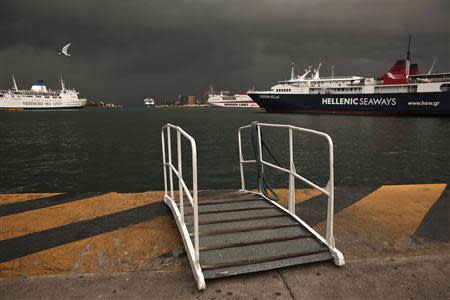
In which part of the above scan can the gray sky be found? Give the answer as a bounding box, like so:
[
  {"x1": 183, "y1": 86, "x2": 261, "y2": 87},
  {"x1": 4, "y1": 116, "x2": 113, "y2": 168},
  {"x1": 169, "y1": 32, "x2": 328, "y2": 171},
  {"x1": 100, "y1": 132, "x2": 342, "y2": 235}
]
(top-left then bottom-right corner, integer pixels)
[{"x1": 1, "y1": 0, "x2": 449, "y2": 105}]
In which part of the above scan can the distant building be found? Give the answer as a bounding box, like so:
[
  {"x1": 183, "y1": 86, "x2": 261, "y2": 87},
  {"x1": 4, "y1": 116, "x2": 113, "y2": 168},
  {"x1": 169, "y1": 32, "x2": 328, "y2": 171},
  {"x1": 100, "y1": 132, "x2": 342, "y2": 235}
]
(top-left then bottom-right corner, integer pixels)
[
  {"x1": 177, "y1": 95, "x2": 198, "y2": 105},
  {"x1": 187, "y1": 95, "x2": 197, "y2": 105},
  {"x1": 202, "y1": 85, "x2": 215, "y2": 104}
]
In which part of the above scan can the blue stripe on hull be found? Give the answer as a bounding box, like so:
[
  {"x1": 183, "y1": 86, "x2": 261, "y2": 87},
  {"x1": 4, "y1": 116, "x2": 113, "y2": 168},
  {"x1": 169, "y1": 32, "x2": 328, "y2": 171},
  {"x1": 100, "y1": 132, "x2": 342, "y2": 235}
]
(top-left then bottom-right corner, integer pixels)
[
  {"x1": 248, "y1": 92, "x2": 450, "y2": 116},
  {"x1": 22, "y1": 106, "x2": 85, "y2": 111}
]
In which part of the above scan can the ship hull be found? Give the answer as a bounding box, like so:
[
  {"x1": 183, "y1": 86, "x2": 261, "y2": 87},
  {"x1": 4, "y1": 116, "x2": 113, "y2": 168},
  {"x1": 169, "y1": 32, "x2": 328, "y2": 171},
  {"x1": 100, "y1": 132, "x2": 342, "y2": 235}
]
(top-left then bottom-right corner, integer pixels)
[
  {"x1": 208, "y1": 101, "x2": 259, "y2": 108},
  {"x1": 0, "y1": 99, "x2": 87, "y2": 110},
  {"x1": 207, "y1": 94, "x2": 260, "y2": 108},
  {"x1": 248, "y1": 92, "x2": 450, "y2": 116}
]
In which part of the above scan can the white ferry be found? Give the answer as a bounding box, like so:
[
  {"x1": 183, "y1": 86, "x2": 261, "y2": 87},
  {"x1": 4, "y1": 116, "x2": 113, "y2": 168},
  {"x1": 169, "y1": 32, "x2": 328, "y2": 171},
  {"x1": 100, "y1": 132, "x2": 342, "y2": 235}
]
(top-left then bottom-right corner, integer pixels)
[
  {"x1": 0, "y1": 76, "x2": 87, "y2": 110},
  {"x1": 144, "y1": 97, "x2": 155, "y2": 107},
  {"x1": 207, "y1": 92, "x2": 259, "y2": 108}
]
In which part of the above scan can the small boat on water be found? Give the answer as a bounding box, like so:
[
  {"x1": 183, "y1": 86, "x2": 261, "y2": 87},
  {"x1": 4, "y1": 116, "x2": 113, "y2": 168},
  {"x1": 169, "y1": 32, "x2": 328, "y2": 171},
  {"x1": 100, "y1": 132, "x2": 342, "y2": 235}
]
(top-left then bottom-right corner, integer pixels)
[
  {"x1": 208, "y1": 91, "x2": 259, "y2": 108},
  {"x1": 144, "y1": 97, "x2": 155, "y2": 107},
  {"x1": 0, "y1": 76, "x2": 86, "y2": 110}
]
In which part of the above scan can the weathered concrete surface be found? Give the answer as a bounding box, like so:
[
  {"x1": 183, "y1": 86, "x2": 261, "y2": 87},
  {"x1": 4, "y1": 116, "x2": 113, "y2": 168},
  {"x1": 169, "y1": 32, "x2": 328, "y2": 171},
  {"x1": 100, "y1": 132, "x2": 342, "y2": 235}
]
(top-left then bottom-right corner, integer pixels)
[
  {"x1": 1, "y1": 184, "x2": 449, "y2": 298},
  {"x1": 279, "y1": 254, "x2": 450, "y2": 300},
  {"x1": 1, "y1": 254, "x2": 448, "y2": 300},
  {"x1": 0, "y1": 189, "x2": 322, "y2": 277}
]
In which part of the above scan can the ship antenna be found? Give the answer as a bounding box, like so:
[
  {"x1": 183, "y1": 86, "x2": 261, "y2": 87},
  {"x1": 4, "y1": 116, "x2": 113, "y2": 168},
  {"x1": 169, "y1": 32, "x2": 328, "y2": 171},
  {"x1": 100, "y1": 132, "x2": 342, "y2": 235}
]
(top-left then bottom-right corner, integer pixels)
[
  {"x1": 290, "y1": 62, "x2": 295, "y2": 80},
  {"x1": 60, "y1": 75, "x2": 66, "y2": 91},
  {"x1": 427, "y1": 58, "x2": 437, "y2": 75},
  {"x1": 405, "y1": 34, "x2": 411, "y2": 78},
  {"x1": 406, "y1": 34, "x2": 411, "y2": 61},
  {"x1": 12, "y1": 74, "x2": 18, "y2": 91}
]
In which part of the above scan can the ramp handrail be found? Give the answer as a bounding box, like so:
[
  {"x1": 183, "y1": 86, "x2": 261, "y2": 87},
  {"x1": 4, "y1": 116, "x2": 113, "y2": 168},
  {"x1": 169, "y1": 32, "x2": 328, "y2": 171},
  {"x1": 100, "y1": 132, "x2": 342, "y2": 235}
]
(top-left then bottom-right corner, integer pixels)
[
  {"x1": 161, "y1": 123, "x2": 204, "y2": 289},
  {"x1": 238, "y1": 122, "x2": 337, "y2": 249}
]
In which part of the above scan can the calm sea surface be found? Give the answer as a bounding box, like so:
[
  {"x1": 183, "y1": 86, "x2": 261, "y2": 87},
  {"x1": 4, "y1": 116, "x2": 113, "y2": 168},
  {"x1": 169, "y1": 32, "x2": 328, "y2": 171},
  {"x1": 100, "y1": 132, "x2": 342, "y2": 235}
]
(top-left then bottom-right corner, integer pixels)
[{"x1": 1, "y1": 107, "x2": 449, "y2": 193}]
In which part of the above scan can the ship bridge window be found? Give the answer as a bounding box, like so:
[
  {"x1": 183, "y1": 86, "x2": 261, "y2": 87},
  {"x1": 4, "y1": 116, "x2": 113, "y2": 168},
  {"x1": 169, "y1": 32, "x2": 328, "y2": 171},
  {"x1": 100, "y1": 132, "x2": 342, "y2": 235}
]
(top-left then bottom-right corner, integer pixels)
[{"x1": 440, "y1": 84, "x2": 450, "y2": 92}]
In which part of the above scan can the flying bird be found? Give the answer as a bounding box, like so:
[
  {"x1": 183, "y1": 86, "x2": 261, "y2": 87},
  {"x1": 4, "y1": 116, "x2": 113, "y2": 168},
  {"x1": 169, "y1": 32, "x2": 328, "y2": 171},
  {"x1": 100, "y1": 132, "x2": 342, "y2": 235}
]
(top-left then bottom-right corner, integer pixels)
[{"x1": 58, "y1": 43, "x2": 72, "y2": 56}]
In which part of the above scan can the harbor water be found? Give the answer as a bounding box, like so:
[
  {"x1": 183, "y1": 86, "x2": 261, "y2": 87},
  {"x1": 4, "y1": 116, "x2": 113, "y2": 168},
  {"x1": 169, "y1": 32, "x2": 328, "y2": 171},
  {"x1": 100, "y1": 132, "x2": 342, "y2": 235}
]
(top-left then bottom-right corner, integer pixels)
[{"x1": 1, "y1": 107, "x2": 449, "y2": 193}]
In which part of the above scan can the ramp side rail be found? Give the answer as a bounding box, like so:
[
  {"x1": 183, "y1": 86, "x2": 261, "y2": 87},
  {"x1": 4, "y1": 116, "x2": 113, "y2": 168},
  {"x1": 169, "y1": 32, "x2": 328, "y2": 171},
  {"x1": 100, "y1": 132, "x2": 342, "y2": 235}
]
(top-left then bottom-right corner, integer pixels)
[
  {"x1": 161, "y1": 123, "x2": 205, "y2": 289},
  {"x1": 238, "y1": 122, "x2": 344, "y2": 265}
]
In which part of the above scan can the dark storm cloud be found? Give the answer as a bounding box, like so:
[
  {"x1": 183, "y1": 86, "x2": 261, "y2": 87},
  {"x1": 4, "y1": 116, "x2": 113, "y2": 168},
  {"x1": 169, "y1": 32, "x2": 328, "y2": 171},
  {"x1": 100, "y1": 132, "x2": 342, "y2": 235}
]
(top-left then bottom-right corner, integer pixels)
[{"x1": 1, "y1": 0, "x2": 449, "y2": 104}]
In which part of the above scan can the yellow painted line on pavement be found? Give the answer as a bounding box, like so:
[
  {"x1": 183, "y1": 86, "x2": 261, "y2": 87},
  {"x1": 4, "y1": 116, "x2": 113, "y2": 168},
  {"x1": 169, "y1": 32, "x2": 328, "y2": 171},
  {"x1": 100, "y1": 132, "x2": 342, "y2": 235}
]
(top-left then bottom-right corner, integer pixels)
[
  {"x1": 0, "y1": 193, "x2": 60, "y2": 205},
  {"x1": 315, "y1": 184, "x2": 447, "y2": 259},
  {"x1": 0, "y1": 192, "x2": 164, "y2": 240}
]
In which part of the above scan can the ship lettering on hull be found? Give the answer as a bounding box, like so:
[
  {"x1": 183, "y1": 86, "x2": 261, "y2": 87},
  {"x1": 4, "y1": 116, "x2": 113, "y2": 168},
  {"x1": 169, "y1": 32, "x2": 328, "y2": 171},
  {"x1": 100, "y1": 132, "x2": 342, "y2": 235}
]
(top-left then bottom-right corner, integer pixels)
[{"x1": 321, "y1": 97, "x2": 397, "y2": 106}]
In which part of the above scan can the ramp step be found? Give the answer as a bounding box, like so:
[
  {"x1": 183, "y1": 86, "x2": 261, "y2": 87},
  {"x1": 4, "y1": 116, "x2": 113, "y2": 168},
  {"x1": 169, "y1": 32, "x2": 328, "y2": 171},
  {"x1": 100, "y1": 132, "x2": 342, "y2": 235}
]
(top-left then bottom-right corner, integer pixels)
[
  {"x1": 202, "y1": 251, "x2": 332, "y2": 279},
  {"x1": 197, "y1": 190, "x2": 252, "y2": 199},
  {"x1": 177, "y1": 197, "x2": 263, "y2": 206},
  {"x1": 185, "y1": 207, "x2": 284, "y2": 225},
  {"x1": 188, "y1": 216, "x2": 298, "y2": 236},
  {"x1": 200, "y1": 237, "x2": 328, "y2": 270},
  {"x1": 184, "y1": 200, "x2": 273, "y2": 215},
  {"x1": 199, "y1": 226, "x2": 311, "y2": 251}
]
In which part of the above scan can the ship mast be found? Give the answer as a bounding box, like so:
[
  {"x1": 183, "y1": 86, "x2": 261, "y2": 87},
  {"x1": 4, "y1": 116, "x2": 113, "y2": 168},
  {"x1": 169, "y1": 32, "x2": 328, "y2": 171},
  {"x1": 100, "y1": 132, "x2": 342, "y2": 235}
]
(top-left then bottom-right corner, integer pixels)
[
  {"x1": 60, "y1": 75, "x2": 66, "y2": 91},
  {"x1": 405, "y1": 34, "x2": 411, "y2": 79},
  {"x1": 12, "y1": 74, "x2": 18, "y2": 91},
  {"x1": 313, "y1": 63, "x2": 322, "y2": 80},
  {"x1": 290, "y1": 62, "x2": 296, "y2": 80}
]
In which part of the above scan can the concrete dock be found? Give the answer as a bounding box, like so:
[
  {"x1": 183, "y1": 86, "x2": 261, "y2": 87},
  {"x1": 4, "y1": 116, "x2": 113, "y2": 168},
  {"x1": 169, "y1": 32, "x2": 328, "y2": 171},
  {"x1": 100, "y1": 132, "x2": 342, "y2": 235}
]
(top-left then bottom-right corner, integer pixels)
[{"x1": 1, "y1": 184, "x2": 449, "y2": 299}]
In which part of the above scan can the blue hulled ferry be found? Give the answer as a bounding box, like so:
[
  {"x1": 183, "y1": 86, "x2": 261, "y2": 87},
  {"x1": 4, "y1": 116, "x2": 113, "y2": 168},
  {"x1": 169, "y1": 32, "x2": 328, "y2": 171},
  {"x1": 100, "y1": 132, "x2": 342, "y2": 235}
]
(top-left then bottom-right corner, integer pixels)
[{"x1": 248, "y1": 38, "x2": 449, "y2": 116}]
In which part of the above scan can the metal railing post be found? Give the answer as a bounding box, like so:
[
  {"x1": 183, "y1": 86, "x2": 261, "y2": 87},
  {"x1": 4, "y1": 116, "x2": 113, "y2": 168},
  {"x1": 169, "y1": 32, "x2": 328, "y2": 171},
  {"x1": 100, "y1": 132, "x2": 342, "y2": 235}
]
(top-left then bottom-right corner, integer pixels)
[
  {"x1": 167, "y1": 127, "x2": 174, "y2": 201},
  {"x1": 177, "y1": 131, "x2": 184, "y2": 222},
  {"x1": 238, "y1": 129, "x2": 245, "y2": 190},
  {"x1": 288, "y1": 128, "x2": 295, "y2": 213},
  {"x1": 192, "y1": 141, "x2": 199, "y2": 264},
  {"x1": 161, "y1": 130, "x2": 168, "y2": 198},
  {"x1": 326, "y1": 138, "x2": 335, "y2": 248},
  {"x1": 257, "y1": 124, "x2": 263, "y2": 194}
]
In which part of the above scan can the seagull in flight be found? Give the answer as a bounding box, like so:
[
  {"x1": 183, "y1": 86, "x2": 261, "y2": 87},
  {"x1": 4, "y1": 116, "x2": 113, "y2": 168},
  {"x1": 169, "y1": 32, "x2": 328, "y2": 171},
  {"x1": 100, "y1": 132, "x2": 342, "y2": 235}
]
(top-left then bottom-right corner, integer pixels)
[{"x1": 58, "y1": 43, "x2": 72, "y2": 56}]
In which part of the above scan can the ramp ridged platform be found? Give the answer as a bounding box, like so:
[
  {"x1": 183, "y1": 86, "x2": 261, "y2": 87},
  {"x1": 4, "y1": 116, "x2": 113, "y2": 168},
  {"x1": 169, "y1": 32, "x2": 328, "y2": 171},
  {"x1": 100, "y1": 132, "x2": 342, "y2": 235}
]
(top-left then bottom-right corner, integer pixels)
[{"x1": 176, "y1": 190, "x2": 332, "y2": 280}]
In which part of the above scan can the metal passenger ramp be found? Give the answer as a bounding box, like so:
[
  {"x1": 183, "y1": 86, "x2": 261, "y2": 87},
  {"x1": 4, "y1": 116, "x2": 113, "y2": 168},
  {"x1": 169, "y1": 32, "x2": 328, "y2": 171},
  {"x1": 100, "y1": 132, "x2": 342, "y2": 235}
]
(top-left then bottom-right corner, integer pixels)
[{"x1": 161, "y1": 122, "x2": 344, "y2": 290}]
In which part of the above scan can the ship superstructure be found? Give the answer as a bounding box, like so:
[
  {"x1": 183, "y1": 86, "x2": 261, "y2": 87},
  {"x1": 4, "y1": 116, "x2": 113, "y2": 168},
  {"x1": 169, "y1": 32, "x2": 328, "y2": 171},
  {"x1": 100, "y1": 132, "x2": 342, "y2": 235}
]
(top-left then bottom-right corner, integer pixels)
[
  {"x1": 248, "y1": 37, "x2": 449, "y2": 115},
  {"x1": 0, "y1": 76, "x2": 87, "y2": 110}
]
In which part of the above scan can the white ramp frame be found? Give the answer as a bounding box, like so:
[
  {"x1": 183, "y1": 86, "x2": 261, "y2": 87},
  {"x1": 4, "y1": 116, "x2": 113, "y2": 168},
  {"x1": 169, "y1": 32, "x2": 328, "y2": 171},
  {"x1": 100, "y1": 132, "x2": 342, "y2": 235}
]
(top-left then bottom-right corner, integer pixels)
[
  {"x1": 161, "y1": 123, "x2": 205, "y2": 290},
  {"x1": 238, "y1": 122, "x2": 345, "y2": 266}
]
